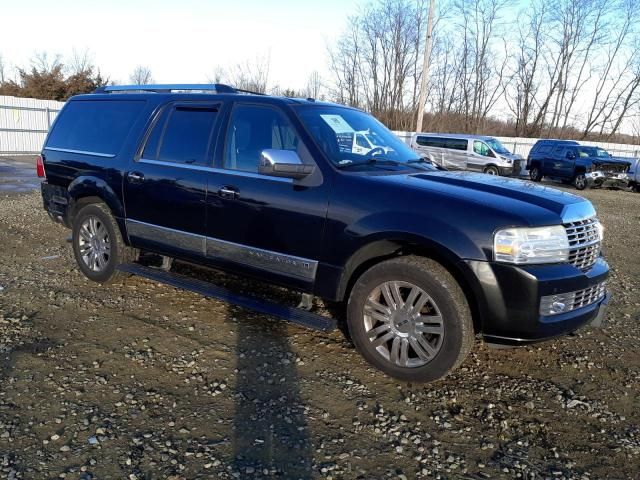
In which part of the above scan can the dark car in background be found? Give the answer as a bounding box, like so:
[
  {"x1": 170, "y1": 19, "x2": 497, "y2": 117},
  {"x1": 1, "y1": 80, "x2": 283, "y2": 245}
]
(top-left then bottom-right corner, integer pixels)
[
  {"x1": 38, "y1": 85, "x2": 610, "y2": 382},
  {"x1": 527, "y1": 139, "x2": 630, "y2": 190}
]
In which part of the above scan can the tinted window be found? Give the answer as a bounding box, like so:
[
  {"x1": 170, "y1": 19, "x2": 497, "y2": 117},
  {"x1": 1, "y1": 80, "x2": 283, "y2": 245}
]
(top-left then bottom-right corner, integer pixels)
[
  {"x1": 356, "y1": 135, "x2": 369, "y2": 148},
  {"x1": 47, "y1": 100, "x2": 145, "y2": 155},
  {"x1": 445, "y1": 138, "x2": 468, "y2": 151},
  {"x1": 157, "y1": 106, "x2": 218, "y2": 165},
  {"x1": 416, "y1": 136, "x2": 445, "y2": 148},
  {"x1": 552, "y1": 146, "x2": 564, "y2": 156},
  {"x1": 141, "y1": 108, "x2": 170, "y2": 159},
  {"x1": 224, "y1": 105, "x2": 300, "y2": 173},
  {"x1": 538, "y1": 145, "x2": 553, "y2": 155}
]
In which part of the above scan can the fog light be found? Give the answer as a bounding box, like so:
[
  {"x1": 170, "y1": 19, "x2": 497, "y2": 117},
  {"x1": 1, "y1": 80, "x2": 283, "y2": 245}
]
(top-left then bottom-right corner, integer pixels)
[{"x1": 550, "y1": 301, "x2": 566, "y2": 314}]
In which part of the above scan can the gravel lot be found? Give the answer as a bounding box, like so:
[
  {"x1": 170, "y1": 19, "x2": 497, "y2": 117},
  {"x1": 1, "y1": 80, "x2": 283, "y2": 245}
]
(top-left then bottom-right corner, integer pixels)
[{"x1": 0, "y1": 172, "x2": 639, "y2": 479}]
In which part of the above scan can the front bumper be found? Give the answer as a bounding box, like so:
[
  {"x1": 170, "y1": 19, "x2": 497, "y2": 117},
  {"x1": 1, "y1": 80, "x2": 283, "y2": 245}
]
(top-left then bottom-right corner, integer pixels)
[
  {"x1": 466, "y1": 257, "x2": 610, "y2": 345},
  {"x1": 498, "y1": 160, "x2": 522, "y2": 177},
  {"x1": 586, "y1": 171, "x2": 629, "y2": 188}
]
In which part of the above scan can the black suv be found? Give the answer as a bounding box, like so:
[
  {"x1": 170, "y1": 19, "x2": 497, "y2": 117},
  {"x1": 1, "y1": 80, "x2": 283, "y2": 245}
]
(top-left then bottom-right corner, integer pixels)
[
  {"x1": 39, "y1": 84, "x2": 610, "y2": 382},
  {"x1": 527, "y1": 139, "x2": 630, "y2": 190}
]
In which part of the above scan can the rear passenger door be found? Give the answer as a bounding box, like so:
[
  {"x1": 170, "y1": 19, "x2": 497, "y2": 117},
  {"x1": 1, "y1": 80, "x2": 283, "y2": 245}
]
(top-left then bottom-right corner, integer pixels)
[
  {"x1": 204, "y1": 102, "x2": 329, "y2": 290},
  {"x1": 545, "y1": 145, "x2": 565, "y2": 177},
  {"x1": 124, "y1": 102, "x2": 220, "y2": 259}
]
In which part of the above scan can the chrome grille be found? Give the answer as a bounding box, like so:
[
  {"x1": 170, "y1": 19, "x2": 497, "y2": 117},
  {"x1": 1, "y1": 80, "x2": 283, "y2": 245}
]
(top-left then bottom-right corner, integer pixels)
[
  {"x1": 564, "y1": 217, "x2": 601, "y2": 270},
  {"x1": 540, "y1": 281, "x2": 607, "y2": 316}
]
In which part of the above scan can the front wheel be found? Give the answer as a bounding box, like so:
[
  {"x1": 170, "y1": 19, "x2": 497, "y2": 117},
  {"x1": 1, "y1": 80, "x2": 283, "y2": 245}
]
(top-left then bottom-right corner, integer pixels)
[
  {"x1": 573, "y1": 173, "x2": 587, "y2": 190},
  {"x1": 72, "y1": 203, "x2": 136, "y2": 283},
  {"x1": 483, "y1": 165, "x2": 500, "y2": 176},
  {"x1": 346, "y1": 256, "x2": 474, "y2": 382},
  {"x1": 529, "y1": 165, "x2": 542, "y2": 182}
]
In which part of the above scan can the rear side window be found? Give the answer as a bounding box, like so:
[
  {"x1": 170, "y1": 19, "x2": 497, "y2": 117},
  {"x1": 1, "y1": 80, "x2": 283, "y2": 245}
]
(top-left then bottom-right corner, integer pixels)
[
  {"x1": 538, "y1": 145, "x2": 553, "y2": 155},
  {"x1": 444, "y1": 138, "x2": 468, "y2": 151},
  {"x1": 47, "y1": 100, "x2": 145, "y2": 156},
  {"x1": 552, "y1": 146, "x2": 564, "y2": 156},
  {"x1": 416, "y1": 136, "x2": 445, "y2": 148},
  {"x1": 142, "y1": 105, "x2": 218, "y2": 165}
]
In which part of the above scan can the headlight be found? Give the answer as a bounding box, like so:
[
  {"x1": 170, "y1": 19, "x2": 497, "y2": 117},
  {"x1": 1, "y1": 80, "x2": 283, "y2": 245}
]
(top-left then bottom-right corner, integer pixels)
[
  {"x1": 499, "y1": 156, "x2": 513, "y2": 164},
  {"x1": 494, "y1": 225, "x2": 569, "y2": 264}
]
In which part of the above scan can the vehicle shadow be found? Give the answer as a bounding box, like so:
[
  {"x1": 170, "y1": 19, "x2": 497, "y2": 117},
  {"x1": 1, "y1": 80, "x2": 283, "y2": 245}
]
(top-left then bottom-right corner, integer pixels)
[{"x1": 227, "y1": 308, "x2": 313, "y2": 478}]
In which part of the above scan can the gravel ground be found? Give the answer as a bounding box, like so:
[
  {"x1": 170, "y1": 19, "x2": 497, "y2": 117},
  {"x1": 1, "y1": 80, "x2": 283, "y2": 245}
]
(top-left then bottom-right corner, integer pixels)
[{"x1": 0, "y1": 183, "x2": 638, "y2": 479}]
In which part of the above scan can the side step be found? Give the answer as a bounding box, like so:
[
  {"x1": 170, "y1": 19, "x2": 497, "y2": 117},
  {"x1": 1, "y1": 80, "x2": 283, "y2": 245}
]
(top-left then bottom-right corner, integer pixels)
[{"x1": 118, "y1": 263, "x2": 337, "y2": 332}]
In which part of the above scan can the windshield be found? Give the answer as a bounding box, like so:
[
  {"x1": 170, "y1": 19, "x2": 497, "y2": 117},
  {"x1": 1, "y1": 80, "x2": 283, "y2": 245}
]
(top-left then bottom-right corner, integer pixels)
[
  {"x1": 484, "y1": 138, "x2": 510, "y2": 155},
  {"x1": 577, "y1": 147, "x2": 611, "y2": 158},
  {"x1": 295, "y1": 105, "x2": 421, "y2": 167}
]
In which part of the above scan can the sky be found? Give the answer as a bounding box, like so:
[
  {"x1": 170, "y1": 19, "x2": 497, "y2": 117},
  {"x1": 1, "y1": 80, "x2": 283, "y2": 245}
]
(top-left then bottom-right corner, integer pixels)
[{"x1": 1, "y1": 0, "x2": 361, "y2": 89}]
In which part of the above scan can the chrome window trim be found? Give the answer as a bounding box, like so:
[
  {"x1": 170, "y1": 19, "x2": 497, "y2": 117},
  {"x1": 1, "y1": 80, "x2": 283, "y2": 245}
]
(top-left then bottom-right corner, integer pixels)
[
  {"x1": 137, "y1": 158, "x2": 293, "y2": 182},
  {"x1": 125, "y1": 219, "x2": 316, "y2": 281},
  {"x1": 45, "y1": 147, "x2": 116, "y2": 158}
]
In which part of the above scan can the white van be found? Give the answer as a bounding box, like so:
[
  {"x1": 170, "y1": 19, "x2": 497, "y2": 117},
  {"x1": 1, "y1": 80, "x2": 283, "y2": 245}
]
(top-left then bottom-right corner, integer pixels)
[{"x1": 410, "y1": 133, "x2": 523, "y2": 176}]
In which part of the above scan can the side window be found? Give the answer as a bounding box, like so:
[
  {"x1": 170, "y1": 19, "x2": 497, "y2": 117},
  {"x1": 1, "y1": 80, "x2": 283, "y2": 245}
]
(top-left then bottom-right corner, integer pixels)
[
  {"x1": 355, "y1": 134, "x2": 369, "y2": 148},
  {"x1": 47, "y1": 100, "x2": 146, "y2": 156},
  {"x1": 141, "y1": 108, "x2": 170, "y2": 160},
  {"x1": 551, "y1": 146, "x2": 564, "y2": 156},
  {"x1": 224, "y1": 105, "x2": 300, "y2": 173},
  {"x1": 473, "y1": 141, "x2": 490, "y2": 156},
  {"x1": 416, "y1": 136, "x2": 432, "y2": 147},
  {"x1": 565, "y1": 148, "x2": 577, "y2": 159},
  {"x1": 445, "y1": 138, "x2": 468, "y2": 151},
  {"x1": 156, "y1": 107, "x2": 218, "y2": 165},
  {"x1": 538, "y1": 145, "x2": 552, "y2": 155}
]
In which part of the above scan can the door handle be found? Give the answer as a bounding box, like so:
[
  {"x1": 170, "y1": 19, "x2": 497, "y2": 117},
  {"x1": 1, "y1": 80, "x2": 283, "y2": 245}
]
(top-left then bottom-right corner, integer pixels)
[
  {"x1": 127, "y1": 171, "x2": 144, "y2": 183},
  {"x1": 218, "y1": 186, "x2": 239, "y2": 199}
]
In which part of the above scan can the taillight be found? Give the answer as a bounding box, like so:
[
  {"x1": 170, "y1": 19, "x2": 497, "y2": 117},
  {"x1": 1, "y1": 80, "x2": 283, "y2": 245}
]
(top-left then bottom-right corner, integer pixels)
[{"x1": 36, "y1": 154, "x2": 46, "y2": 178}]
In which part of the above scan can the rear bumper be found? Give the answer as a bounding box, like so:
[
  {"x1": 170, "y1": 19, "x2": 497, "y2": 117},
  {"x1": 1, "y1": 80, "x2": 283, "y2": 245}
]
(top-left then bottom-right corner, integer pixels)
[
  {"x1": 41, "y1": 181, "x2": 71, "y2": 226},
  {"x1": 467, "y1": 257, "x2": 610, "y2": 345}
]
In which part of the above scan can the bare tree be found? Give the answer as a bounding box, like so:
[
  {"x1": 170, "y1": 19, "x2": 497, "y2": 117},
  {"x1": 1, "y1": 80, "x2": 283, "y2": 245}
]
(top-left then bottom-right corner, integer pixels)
[
  {"x1": 0, "y1": 53, "x2": 6, "y2": 83},
  {"x1": 305, "y1": 71, "x2": 323, "y2": 99},
  {"x1": 32, "y1": 51, "x2": 62, "y2": 73},
  {"x1": 68, "y1": 48, "x2": 93, "y2": 75},
  {"x1": 129, "y1": 65, "x2": 154, "y2": 85},
  {"x1": 226, "y1": 54, "x2": 271, "y2": 93}
]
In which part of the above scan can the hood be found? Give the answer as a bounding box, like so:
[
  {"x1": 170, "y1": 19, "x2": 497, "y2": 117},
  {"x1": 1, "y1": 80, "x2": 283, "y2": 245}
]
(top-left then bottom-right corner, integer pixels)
[{"x1": 371, "y1": 170, "x2": 595, "y2": 226}]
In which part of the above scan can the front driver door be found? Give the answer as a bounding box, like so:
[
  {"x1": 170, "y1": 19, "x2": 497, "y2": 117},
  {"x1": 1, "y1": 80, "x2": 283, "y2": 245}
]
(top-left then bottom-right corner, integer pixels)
[{"x1": 205, "y1": 103, "x2": 329, "y2": 290}]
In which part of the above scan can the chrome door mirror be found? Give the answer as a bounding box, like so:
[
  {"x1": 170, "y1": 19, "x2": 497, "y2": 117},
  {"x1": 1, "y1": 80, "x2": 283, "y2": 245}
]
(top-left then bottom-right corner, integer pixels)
[{"x1": 259, "y1": 149, "x2": 315, "y2": 179}]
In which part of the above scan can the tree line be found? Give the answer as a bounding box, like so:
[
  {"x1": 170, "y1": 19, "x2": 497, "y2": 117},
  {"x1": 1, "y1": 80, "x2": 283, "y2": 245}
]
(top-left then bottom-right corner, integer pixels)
[
  {"x1": 2, "y1": 0, "x2": 640, "y2": 142},
  {"x1": 329, "y1": 0, "x2": 640, "y2": 141}
]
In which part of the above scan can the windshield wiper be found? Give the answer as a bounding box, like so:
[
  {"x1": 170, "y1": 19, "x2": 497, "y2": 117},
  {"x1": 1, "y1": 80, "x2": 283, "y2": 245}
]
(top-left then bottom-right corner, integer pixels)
[{"x1": 336, "y1": 158, "x2": 402, "y2": 169}]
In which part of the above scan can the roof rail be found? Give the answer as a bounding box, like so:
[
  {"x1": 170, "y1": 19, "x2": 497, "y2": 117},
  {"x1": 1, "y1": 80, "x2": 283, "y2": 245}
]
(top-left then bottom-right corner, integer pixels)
[{"x1": 93, "y1": 84, "x2": 239, "y2": 94}]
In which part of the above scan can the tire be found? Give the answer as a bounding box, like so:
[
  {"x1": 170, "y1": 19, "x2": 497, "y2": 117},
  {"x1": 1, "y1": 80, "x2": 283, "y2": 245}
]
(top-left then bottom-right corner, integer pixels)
[
  {"x1": 573, "y1": 173, "x2": 587, "y2": 190},
  {"x1": 346, "y1": 256, "x2": 474, "y2": 383},
  {"x1": 529, "y1": 165, "x2": 542, "y2": 182},
  {"x1": 483, "y1": 165, "x2": 500, "y2": 176},
  {"x1": 72, "y1": 203, "x2": 137, "y2": 283}
]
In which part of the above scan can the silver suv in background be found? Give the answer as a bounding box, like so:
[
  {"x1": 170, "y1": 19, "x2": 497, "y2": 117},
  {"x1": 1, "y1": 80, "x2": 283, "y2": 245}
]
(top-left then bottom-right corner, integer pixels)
[{"x1": 410, "y1": 133, "x2": 523, "y2": 176}]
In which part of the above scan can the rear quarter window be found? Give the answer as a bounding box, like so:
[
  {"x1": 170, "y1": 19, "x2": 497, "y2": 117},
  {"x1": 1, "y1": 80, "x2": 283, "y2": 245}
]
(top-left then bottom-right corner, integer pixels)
[{"x1": 46, "y1": 100, "x2": 146, "y2": 156}]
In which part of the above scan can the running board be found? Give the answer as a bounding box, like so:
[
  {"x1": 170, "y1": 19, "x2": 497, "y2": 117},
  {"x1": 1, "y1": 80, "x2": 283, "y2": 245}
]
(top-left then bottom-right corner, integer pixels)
[{"x1": 118, "y1": 263, "x2": 336, "y2": 332}]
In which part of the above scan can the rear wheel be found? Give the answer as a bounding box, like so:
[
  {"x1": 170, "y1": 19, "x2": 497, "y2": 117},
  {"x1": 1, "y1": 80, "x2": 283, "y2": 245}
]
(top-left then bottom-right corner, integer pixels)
[
  {"x1": 346, "y1": 256, "x2": 474, "y2": 382},
  {"x1": 72, "y1": 203, "x2": 137, "y2": 283},
  {"x1": 483, "y1": 165, "x2": 500, "y2": 176},
  {"x1": 529, "y1": 165, "x2": 542, "y2": 181},
  {"x1": 573, "y1": 173, "x2": 587, "y2": 190}
]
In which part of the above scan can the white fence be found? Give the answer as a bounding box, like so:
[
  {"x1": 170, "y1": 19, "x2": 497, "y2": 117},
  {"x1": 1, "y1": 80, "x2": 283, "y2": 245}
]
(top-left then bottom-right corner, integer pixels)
[
  {"x1": 0, "y1": 96, "x2": 65, "y2": 155},
  {"x1": 394, "y1": 131, "x2": 640, "y2": 160}
]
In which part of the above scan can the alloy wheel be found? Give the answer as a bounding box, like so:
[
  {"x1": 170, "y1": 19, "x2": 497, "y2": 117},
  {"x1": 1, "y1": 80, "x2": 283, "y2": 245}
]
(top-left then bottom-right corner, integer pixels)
[
  {"x1": 77, "y1": 216, "x2": 111, "y2": 272},
  {"x1": 363, "y1": 281, "x2": 444, "y2": 368}
]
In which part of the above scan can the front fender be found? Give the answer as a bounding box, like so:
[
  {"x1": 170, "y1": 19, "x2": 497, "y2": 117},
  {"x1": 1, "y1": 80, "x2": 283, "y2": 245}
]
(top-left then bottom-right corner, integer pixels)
[{"x1": 68, "y1": 176, "x2": 124, "y2": 218}]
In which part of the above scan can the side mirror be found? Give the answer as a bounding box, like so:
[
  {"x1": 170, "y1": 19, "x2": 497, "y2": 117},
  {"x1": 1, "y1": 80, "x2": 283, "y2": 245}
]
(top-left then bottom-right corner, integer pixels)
[
  {"x1": 567, "y1": 152, "x2": 576, "y2": 160},
  {"x1": 259, "y1": 149, "x2": 315, "y2": 179}
]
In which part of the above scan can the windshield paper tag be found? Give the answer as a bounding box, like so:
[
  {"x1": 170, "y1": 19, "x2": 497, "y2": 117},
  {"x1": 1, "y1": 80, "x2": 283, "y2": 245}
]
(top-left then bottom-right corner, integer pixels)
[{"x1": 320, "y1": 114, "x2": 355, "y2": 134}]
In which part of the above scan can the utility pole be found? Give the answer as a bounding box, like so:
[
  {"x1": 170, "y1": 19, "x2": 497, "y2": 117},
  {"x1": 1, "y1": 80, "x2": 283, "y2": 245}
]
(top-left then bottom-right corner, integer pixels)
[{"x1": 416, "y1": 0, "x2": 436, "y2": 133}]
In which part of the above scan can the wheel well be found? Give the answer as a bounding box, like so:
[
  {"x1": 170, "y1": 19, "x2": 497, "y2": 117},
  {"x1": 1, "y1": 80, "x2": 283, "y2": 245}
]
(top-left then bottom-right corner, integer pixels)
[
  {"x1": 341, "y1": 242, "x2": 482, "y2": 333},
  {"x1": 68, "y1": 195, "x2": 105, "y2": 226}
]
